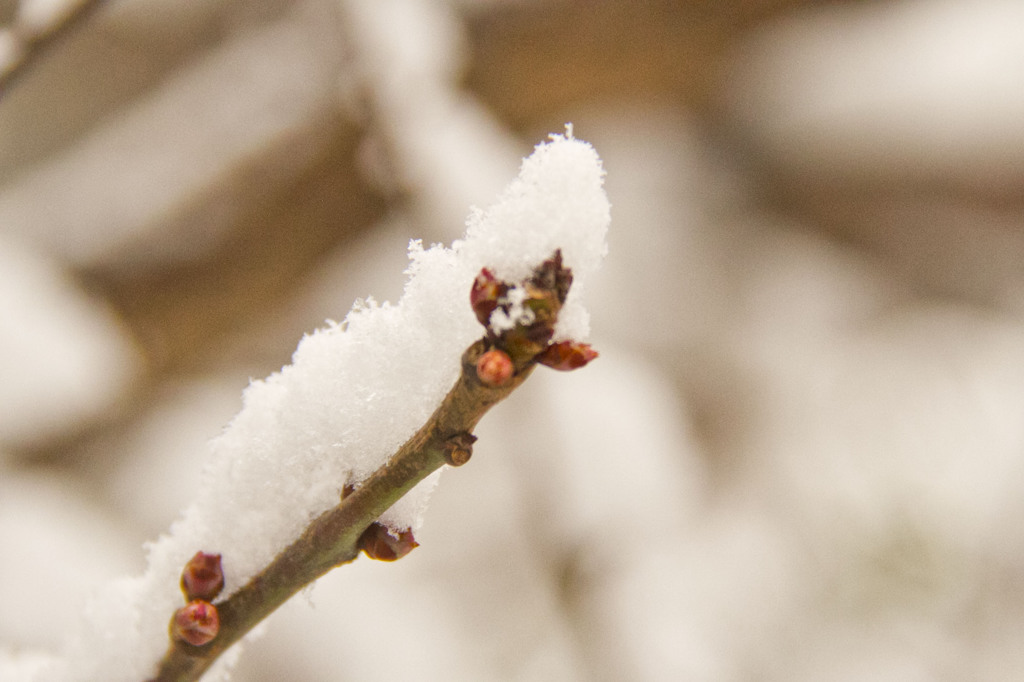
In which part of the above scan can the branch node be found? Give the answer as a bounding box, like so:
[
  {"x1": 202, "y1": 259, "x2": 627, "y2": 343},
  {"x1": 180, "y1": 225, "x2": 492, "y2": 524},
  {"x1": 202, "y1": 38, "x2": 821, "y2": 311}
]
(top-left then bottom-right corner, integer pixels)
[{"x1": 443, "y1": 432, "x2": 477, "y2": 466}]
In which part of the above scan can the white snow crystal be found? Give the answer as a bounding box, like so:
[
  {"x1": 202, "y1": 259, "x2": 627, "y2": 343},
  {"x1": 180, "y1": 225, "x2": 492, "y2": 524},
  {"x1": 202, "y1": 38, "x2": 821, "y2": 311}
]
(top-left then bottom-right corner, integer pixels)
[
  {"x1": 487, "y1": 284, "x2": 535, "y2": 335},
  {"x1": 29, "y1": 131, "x2": 609, "y2": 681}
]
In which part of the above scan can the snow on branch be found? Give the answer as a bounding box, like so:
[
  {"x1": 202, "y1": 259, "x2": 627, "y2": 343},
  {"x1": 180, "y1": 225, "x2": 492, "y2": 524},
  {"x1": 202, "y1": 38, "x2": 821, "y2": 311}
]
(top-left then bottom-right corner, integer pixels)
[{"x1": 18, "y1": 130, "x2": 608, "y2": 682}]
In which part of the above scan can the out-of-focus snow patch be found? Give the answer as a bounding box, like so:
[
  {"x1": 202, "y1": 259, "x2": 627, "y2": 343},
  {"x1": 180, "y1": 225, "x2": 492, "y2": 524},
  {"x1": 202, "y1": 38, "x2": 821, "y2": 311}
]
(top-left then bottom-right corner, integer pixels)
[
  {"x1": 0, "y1": 650, "x2": 57, "y2": 681},
  {"x1": 579, "y1": 106, "x2": 900, "y2": 365},
  {"x1": 0, "y1": 29, "x2": 23, "y2": 75},
  {"x1": 346, "y1": 0, "x2": 465, "y2": 85},
  {"x1": 597, "y1": 507, "x2": 805, "y2": 681},
  {"x1": 16, "y1": 0, "x2": 78, "y2": 35},
  {"x1": 0, "y1": 470, "x2": 141, "y2": 649},
  {"x1": 527, "y1": 343, "x2": 704, "y2": 538},
  {"x1": 429, "y1": 344, "x2": 705, "y2": 680},
  {"x1": 234, "y1": 552, "x2": 583, "y2": 681},
  {"x1": 103, "y1": 378, "x2": 245, "y2": 538},
  {"x1": 532, "y1": 348, "x2": 709, "y2": 679},
  {"x1": 729, "y1": 0, "x2": 1024, "y2": 184},
  {"x1": 747, "y1": 305, "x2": 1024, "y2": 559},
  {"x1": 0, "y1": 237, "x2": 137, "y2": 450},
  {"x1": 709, "y1": 304, "x2": 1024, "y2": 678},
  {"x1": 343, "y1": 0, "x2": 525, "y2": 241},
  {"x1": 0, "y1": 7, "x2": 340, "y2": 268}
]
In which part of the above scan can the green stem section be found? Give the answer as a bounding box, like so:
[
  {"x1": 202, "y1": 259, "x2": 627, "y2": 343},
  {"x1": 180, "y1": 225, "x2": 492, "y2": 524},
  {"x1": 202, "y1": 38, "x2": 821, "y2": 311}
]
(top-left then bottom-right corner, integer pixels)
[{"x1": 150, "y1": 339, "x2": 533, "y2": 681}]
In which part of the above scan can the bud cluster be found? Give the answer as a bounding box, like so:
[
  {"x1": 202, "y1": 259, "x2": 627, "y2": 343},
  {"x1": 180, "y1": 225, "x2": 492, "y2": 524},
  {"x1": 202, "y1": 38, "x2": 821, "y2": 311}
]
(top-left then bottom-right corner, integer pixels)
[
  {"x1": 470, "y1": 250, "x2": 598, "y2": 386},
  {"x1": 170, "y1": 551, "x2": 225, "y2": 648}
]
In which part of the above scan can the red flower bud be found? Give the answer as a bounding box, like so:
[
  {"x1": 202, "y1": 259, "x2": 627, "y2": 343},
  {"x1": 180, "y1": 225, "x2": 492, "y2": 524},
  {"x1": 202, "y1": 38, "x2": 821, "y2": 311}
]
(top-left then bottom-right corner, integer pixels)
[
  {"x1": 476, "y1": 349, "x2": 514, "y2": 387},
  {"x1": 537, "y1": 341, "x2": 598, "y2": 371},
  {"x1": 171, "y1": 600, "x2": 220, "y2": 647},
  {"x1": 181, "y1": 552, "x2": 224, "y2": 602},
  {"x1": 470, "y1": 268, "x2": 507, "y2": 327},
  {"x1": 358, "y1": 523, "x2": 419, "y2": 561}
]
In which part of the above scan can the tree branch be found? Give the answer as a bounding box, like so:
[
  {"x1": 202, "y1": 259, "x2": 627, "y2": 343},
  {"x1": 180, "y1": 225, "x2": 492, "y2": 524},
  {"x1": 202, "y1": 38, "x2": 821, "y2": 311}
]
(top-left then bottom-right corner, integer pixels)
[
  {"x1": 149, "y1": 338, "x2": 534, "y2": 681},
  {"x1": 145, "y1": 249, "x2": 597, "y2": 680}
]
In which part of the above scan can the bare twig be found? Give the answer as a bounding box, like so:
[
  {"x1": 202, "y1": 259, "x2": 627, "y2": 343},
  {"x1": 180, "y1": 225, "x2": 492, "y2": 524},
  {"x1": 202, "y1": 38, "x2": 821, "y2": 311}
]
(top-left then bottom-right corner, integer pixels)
[
  {"x1": 148, "y1": 251, "x2": 594, "y2": 681},
  {"x1": 150, "y1": 338, "x2": 535, "y2": 681},
  {"x1": 0, "y1": 0, "x2": 109, "y2": 95}
]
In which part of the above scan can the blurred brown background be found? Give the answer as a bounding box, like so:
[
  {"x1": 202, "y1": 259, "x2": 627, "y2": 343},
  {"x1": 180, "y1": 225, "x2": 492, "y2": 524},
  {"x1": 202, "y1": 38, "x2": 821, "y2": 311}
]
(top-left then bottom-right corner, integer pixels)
[{"x1": 3, "y1": 0, "x2": 1024, "y2": 679}]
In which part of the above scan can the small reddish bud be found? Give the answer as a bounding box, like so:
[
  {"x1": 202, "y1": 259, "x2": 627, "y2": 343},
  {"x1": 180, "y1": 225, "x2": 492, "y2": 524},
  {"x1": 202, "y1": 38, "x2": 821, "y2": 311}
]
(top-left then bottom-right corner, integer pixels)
[
  {"x1": 470, "y1": 268, "x2": 507, "y2": 327},
  {"x1": 537, "y1": 341, "x2": 599, "y2": 371},
  {"x1": 476, "y1": 349, "x2": 514, "y2": 387},
  {"x1": 172, "y1": 600, "x2": 220, "y2": 647},
  {"x1": 180, "y1": 552, "x2": 224, "y2": 602},
  {"x1": 359, "y1": 522, "x2": 419, "y2": 561}
]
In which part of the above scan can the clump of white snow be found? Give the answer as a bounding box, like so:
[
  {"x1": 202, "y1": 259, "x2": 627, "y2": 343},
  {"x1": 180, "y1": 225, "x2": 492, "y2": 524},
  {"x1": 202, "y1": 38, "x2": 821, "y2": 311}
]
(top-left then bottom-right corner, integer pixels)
[
  {"x1": 29, "y1": 131, "x2": 608, "y2": 682},
  {"x1": 487, "y1": 284, "x2": 535, "y2": 335}
]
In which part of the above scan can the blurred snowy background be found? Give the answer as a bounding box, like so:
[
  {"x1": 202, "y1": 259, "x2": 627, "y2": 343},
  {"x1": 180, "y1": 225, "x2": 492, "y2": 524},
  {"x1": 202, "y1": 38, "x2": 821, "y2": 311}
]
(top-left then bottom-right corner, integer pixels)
[{"x1": 3, "y1": 0, "x2": 1024, "y2": 679}]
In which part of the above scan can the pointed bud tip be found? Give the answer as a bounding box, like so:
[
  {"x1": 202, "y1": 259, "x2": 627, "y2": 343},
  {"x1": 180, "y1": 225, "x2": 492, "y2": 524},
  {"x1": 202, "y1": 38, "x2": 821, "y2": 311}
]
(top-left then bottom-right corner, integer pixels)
[
  {"x1": 181, "y1": 551, "x2": 224, "y2": 602},
  {"x1": 172, "y1": 600, "x2": 220, "y2": 647},
  {"x1": 538, "y1": 341, "x2": 598, "y2": 371},
  {"x1": 530, "y1": 249, "x2": 573, "y2": 305}
]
